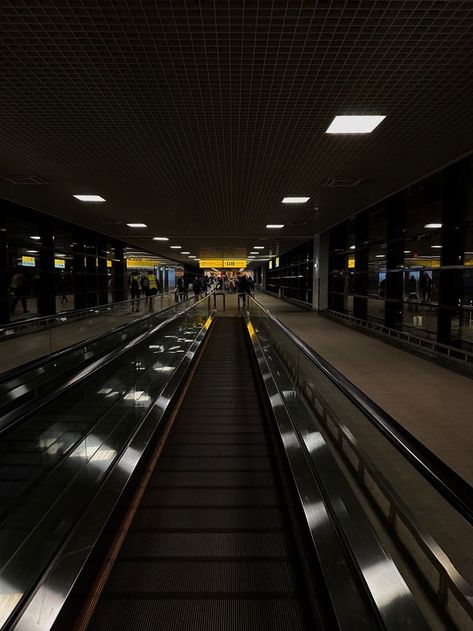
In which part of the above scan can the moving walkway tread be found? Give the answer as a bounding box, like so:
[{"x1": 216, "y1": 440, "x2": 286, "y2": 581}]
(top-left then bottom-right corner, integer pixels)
[{"x1": 86, "y1": 317, "x2": 316, "y2": 631}]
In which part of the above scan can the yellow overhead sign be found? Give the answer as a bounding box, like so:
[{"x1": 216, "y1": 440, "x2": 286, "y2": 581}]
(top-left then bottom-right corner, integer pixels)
[
  {"x1": 224, "y1": 259, "x2": 246, "y2": 268},
  {"x1": 200, "y1": 258, "x2": 223, "y2": 268},
  {"x1": 126, "y1": 258, "x2": 157, "y2": 269},
  {"x1": 199, "y1": 259, "x2": 247, "y2": 269},
  {"x1": 21, "y1": 256, "x2": 36, "y2": 267}
]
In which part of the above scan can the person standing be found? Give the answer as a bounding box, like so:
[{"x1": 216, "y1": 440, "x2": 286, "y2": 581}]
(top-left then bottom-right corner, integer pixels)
[
  {"x1": 10, "y1": 270, "x2": 29, "y2": 315},
  {"x1": 145, "y1": 270, "x2": 159, "y2": 311},
  {"x1": 129, "y1": 269, "x2": 142, "y2": 312}
]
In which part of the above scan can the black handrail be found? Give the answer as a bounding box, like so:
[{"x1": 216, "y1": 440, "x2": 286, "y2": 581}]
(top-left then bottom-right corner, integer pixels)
[{"x1": 249, "y1": 296, "x2": 473, "y2": 526}]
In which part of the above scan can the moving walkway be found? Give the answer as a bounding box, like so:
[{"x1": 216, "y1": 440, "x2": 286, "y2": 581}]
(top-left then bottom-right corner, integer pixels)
[{"x1": 0, "y1": 297, "x2": 471, "y2": 630}]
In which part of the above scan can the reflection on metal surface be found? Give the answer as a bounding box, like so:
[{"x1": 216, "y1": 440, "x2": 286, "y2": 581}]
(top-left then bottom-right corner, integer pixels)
[
  {"x1": 124, "y1": 390, "x2": 151, "y2": 403},
  {"x1": 304, "y1": 431, "x2": 325, "y2": 454},
  {"x1": 0, "y1": 591, "x2": 22, "y2": 627}
]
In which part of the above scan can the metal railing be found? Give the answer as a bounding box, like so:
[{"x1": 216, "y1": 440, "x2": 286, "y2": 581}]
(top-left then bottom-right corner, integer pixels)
[
  {"x1": 0, "y1": 291, "x2": 180, "y2": 341},
  {"x1": 326, "y1": 309, "x2": 473, "y2": 368},
  {"x1": 247, "y1": 296, "x2": 473, "y2": 627}
]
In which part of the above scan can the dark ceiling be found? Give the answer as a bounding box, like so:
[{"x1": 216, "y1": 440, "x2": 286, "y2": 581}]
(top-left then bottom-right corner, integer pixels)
[{"x1": 1, "y1": 0, "x2": 472, "y2": 266}]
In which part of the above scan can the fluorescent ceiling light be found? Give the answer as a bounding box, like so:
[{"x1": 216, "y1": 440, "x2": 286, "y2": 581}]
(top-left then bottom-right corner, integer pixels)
[
  {"x1": 253, "y1": 246, "x2": 265, "y2": 249},
  {"x1": 73, "y1": 194, "x2": 106, "y2": 202},
  {"x1": 170, "y1": 245, "x2": 181, "y2": 249},
  {"x1": 26, "y1": 250, "x2": 38, "y2": 253},
  {"x1": 349, "y1": 245, "x2": 355, "y2": 250},
  {"x1": 126, "y1": 223, "x2": 147, "y2": 228},
  {"x1": 188, "y1": 255, "x2": 196, "y2": 258},
  {"x1": 181, "y1": 251, "x2": 190, "y2": 254},
  {"x1": 266, "y1": 224, "x2": 284, "y2": 229},
  {"x1": 424, "y1": 223, "x2": 442, "y2": 229},
  {"x1": 30, "y1": 235, "x2": 41, "y2": 240},
  {"x1": 404, "y1": 250, "x2": 412, "y2": 254},
  {"x1": 55, "y1": 253, "x2": 66, "y2": 257},
  {"x1": 431, "y1": 245, "x2": 442, "y2": 249},
  {"x1": 326, "y1": 115, "x2": 386, "y2": 134},
  {"x1": 250, "y1": 251, "x2": 258, "y2": 254},
  {"x1": 375, "y1": 255, "x2": 385, "y2": 258},
  {"x1": 153, "y1": 237, "x2": 169, "y2": 241},
  {"x1": 282, "y1": 197, "x2": 310, "y2": 204}
]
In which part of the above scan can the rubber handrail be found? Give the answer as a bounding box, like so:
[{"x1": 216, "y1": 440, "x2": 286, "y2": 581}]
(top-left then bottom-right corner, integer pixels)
[{"x1": 249, "y1": 296, "x2": 473, "y2": 526}]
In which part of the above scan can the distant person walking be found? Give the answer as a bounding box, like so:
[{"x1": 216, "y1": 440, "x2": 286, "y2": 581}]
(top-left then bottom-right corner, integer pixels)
[
  {"x1": 145, "y1": 271, "x2": 159, "y2": 311},
  {"x1": 129, "y1": 269, "x2": 142, "y2": 312}
]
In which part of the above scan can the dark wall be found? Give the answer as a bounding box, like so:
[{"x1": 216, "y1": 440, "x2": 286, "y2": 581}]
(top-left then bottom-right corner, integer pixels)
[
  {"x1": 327, "y1": 155, "x2": 473, "y2": 351},
  {"x1": 265, "y1": 240, "x2": 314, "y2": 307}
]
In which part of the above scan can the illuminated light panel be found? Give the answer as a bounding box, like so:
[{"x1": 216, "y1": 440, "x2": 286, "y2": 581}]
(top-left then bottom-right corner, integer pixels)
[
  {"x1": 375, "y1": 255, "x2": 385, "y2": 258},
  {"x1": 266, "y1": 224, "x2": 284, "y2": 229},
  {"x1": 282, "y1": 197, "x2": 309, "y2": 204},
  {"x1": 431, "y1": 245, "x2": 442, "y2": 249},
  {"x1": 30, "y1": 235, "x2": 41, "y2": 240},
  {"x1": 26, "y1": 250, "x2": 38, "y2": 253},
  {"x1": 73, "y1": 194, "x2": 106, "y2": 202},
  {"x1": 425, "y1": 223, "x2": 442, "y2": 229},
  {"x1": 181, "y1": 251, "x2": 190, "y2": 254},
  {"x1": 253, "y1": 246, "x2": 264, "y2": 249},
  {"x1": 404, "y1": 250, "x2": 412, "y2": 254},
  {"x1": 127, "y1": 223, "x2": 147, "y2": 228},
  {"x1": 153, "y1": 237, "x2": 169, "y2": 241},
  {"x1": 170, "y1": 245, "x2": 182, "y2": 249},
  {"x1": 326, "y1": 115, "x2": 386, "y2": 134}
]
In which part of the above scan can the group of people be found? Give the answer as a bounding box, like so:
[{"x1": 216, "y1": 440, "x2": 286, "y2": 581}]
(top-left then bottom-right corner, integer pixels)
[{"x1": 129, "y1": 269, "x2": 159, "y2": 312}]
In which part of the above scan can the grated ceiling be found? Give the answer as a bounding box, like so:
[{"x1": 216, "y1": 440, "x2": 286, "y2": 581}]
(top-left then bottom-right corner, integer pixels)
[{"x1": 0, "y1": 0, "x2": 472, "y2": 266}]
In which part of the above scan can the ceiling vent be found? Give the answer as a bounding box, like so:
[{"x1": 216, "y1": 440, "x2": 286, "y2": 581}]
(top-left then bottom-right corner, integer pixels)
[
  {"x1": 1, "y1": 175, "x2": 46, "y2": 185},
  {"x1": 323, "y1": 177, "x2": 363, "y2": 188}
]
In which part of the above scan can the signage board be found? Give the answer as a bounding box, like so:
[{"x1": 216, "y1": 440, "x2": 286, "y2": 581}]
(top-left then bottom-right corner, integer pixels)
[
  {"x1": 126, "y1": 258, "x2": 157, "y2": 269},
  {"x1": 269, "y1": 260, "x2": 273, "y2": 269},
  {"x1": 21, "y1": 256, "x2": 36, "y2": 267},
  {"x1": 199, "y1": 259, "x2": 247, "y2": 269},
  {"x1": 275, "y1": 257, "x2": 280, "y2": 268},
  {"x1": 54, "y1": 259, "x2": 65, "y2": 269}
]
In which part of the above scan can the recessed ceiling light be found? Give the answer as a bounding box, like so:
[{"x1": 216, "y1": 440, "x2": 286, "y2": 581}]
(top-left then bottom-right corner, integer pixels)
[
  {"x1": 266, "y1": 224, "x2": 284, "y2": 229},
  {"x1": 126, "y1": 223, "x2": 147, "y2": 228},
  {"x1": 375, "y1": 255, "x2": 385, "y2": 258},
  {"x1": 30, "y1": 236, "x2": 41, "y2": 240},
  {"x1": 170, "y1": 246, "x2": 181, "y2": 249},
  {"x1": 26, "y1": 250, "x2": 38, "y2": 253},
  {"x1": 404, "y1": 250, "x2": 412, "y2": 254},
  {"x1": 349, "y1": 245, "x2": 356, "y2": 250},
  {"x1": 281, "y1": 197, "x2": 310, "y2": 204},
  {"x1": 153, "y1": 237, "x2": 169, "y2": 241},
  {"x1": 424, "y1": 223, "x2": 442, "y2": 229},
  {"x1": 431, "y1": 245, "x2": 442, "y2": 249},
  {"x1": 326, "y1": 115, "x2": 386, "y2": 134},
  {"x1": 250, "y1": 251, "x2": 258, "y2": 254},
  {"x1": 55, "y1": 253, "x2": 66, "y2": 258},
  {"x1": 253, "y1": 246, "x2": 265, "y2": 249},
  {"x1": 181, "y1": 251, "x2": 190, "y2": 254},
  {"x1": 188, "y1": 255, "x2": 196, "y2": 258},
  {"x1": 73, "y1": 194, "x2": 106, "y2": 202}
]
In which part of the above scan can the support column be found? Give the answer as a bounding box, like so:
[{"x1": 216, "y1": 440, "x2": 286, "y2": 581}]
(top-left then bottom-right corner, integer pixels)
[
  {"x1": 353, "y1": 214, "x2": 369, "y2": 320},
  {"x1": 37, "y1": 222, "x2": 56, "y2": 317},
  {"x1": 0, "y1": 210, "x2": 9, "y2": 324},
  {"x1": 72, "y1": 243, "x2": 87, "y2": 310},
  {"x1": 113, "y1": 244, "x2": 126, "y2": 302},
  {"x1": 438, "y1": 160, "x2": 468, "y2": 345},
  {"x1": 86, "y1": 253, "x2": 98, "y2": 307},
  {"x1": 385, "y1": 192, "x2": 406, "y2": 328},
  {"x1": 313, "y1": 232, "x2": 329, "y2": 311},
  {"x1": 328, "y1": 223, "x2": 347, "y2": 312},
  {"x1": 97, "y1": 238, "x2": 108, "y2": 305}
]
